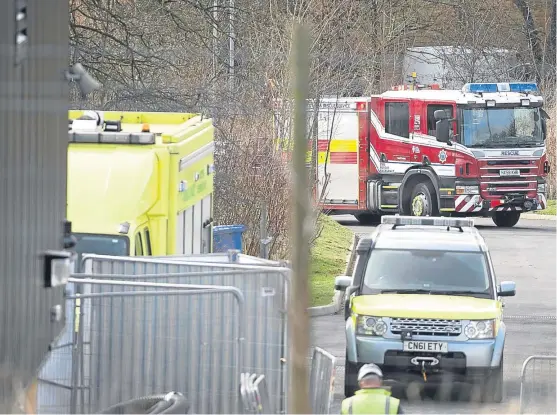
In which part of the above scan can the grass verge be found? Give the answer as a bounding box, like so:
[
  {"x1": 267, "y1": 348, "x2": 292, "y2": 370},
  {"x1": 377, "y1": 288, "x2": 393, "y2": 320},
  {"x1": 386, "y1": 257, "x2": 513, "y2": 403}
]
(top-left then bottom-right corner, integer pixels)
[
  {"x1": 310, "y1": 215, "x2": 354, "y2": 307},
  {"x1": 531, "y1": 199, "x2": 556, "y2": 216}
]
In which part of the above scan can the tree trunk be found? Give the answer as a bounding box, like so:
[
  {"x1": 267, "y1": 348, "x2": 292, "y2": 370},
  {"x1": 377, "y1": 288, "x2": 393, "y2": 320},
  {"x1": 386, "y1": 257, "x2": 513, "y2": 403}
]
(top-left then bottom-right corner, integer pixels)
[
  {"x1": 513, "y1": 0, "x2": 544, "y2": 82},
  {"x1": 547, "y1": 0, "x2": 556, "y2": 80}
]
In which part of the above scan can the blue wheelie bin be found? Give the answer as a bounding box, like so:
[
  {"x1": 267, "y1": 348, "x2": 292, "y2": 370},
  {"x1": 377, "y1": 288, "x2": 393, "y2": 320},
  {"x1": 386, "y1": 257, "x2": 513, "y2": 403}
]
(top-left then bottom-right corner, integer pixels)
[{"x1": 213, "y1": 225, "x2": 246, "y2": 253}]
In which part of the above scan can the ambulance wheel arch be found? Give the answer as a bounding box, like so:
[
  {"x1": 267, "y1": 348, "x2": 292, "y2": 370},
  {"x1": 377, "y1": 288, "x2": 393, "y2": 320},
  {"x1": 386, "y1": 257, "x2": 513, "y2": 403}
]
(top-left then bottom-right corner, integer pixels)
[{"x1": 399, "y1": 168, "x2": 440, "y2": 217}]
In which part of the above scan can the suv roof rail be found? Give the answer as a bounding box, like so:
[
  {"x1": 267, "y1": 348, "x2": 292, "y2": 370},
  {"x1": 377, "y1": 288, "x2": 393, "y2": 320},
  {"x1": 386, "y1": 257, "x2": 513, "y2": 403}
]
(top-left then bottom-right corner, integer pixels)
[{"x1": 381, "y1": 216, "x2": 475, "y2": 232}]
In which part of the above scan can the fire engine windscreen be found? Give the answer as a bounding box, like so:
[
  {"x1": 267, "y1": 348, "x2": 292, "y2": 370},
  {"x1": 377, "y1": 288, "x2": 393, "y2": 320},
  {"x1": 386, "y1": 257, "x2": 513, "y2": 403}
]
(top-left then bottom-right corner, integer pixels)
[
  {"x1": 361, "y1": 249, "x2": 493, "y2": 298},
  {"x1": 460, "y1": 107, "x2": 544, "y2": 148}
]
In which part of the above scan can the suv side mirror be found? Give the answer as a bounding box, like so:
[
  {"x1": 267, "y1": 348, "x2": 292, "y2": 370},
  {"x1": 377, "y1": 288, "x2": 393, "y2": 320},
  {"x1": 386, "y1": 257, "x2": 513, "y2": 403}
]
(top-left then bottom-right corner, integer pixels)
[
  {"x1": 334, "y1": 275, "x2": 352, "y2": 291},
  {"x1": 497, "y1": 281, "x2": 516, "y2": 297}
]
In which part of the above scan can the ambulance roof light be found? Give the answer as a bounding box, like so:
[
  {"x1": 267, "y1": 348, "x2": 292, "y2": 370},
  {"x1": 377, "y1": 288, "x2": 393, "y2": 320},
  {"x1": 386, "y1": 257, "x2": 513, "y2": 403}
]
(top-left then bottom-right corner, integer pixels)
[{"x1": 69, "y1": 131, "x2": 156, "y2": 145}]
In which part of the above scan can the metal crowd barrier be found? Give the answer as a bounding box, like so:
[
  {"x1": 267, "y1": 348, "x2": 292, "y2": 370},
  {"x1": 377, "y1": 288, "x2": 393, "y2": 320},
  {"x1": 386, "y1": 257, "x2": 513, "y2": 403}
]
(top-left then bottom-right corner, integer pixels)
[
  {"x1": 37, "y1": 253, "x2": 291, "y2": 414},
  {"x1": 519, "y1": 355, "x2": 556, "y2": 414},
  {"x1": 240, "y1": 347, "x2": 337, "y2": 415},
  {"x1": 240, "y1": 373, "x2": 273, "y2": 414},
  {"x1": 309, "y1": 347, "x2": 336, "y2": 414}
]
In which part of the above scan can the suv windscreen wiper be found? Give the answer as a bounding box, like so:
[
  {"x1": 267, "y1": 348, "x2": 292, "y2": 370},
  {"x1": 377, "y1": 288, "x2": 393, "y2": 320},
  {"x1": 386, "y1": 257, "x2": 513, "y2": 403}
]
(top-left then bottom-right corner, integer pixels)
[
  {"x1": 380, "y1": 289, "x2": 434, "y2": 294},
  {"x1": 433, "y1": 290, "x2": 491, "y2": 297}
]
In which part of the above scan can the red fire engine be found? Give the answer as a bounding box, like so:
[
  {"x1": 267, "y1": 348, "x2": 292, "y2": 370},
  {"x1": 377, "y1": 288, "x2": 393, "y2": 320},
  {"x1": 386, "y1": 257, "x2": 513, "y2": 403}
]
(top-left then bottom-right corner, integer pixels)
[{"x1": 313, "y1": 82, "x2": 550, "y2": 227}]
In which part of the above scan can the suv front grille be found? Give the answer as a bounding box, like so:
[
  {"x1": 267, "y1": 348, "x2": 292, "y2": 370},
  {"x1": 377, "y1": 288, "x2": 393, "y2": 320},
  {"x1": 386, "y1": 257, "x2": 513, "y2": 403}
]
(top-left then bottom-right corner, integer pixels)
[{"x1": 390, "y1": 318, "x2": 462, "y2": 337}]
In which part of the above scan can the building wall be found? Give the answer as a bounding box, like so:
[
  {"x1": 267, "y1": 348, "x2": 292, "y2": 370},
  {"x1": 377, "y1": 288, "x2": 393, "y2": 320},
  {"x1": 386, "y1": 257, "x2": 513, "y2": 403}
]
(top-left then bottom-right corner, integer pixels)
[{"x1": 0, "y1": 0, "x2": 68, "y2": 410}]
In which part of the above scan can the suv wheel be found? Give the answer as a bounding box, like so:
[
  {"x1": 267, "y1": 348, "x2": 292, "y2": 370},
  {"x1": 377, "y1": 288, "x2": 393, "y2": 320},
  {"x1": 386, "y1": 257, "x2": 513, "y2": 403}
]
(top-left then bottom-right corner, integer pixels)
[
  {"x1": 409, "y1": 182, "x2": 437, "y2": 217},
  {"x1": 344, "y1": 358, "x2": 359, "y2": 397},
  {"x1": 483, "y1": 358, "x2": 504, "y2": 403},
  {"x1": 492, "y1": 211, "x2": 520, "y2": 228}
]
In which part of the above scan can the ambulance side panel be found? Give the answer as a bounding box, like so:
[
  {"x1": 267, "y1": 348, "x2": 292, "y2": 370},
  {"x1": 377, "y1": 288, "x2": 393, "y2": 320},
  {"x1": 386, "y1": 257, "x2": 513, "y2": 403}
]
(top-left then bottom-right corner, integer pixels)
[{"x1": 169, "y1": 119, "x2": 215, "y2": 255}]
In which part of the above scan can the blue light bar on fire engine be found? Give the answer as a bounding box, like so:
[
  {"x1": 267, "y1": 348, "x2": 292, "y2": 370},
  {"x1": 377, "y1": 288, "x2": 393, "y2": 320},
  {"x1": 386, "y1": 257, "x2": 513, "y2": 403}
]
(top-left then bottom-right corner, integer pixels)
[
  {"x1": 381, "y1": 215, "x2": 475, "y2": 228},
  {"x1": 463, "y1": 83, "x2": 498, "y2": 93},
  {"x1": 508, "y1": 82, "x2": 538, "y2": 93},
  {"x1": 463, "y1": 82, "x2": 538, "y2": 94}
]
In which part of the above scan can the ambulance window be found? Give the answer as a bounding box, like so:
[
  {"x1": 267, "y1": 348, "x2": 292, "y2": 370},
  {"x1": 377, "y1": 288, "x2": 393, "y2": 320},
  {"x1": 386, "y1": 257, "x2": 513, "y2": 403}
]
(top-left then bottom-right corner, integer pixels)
[
  {"x1": 385, "y1": 102, "x2": 409, "y2": 138},
  {"x1": 427, "y1": 105, "x2": 453, "y2": 136},
  {"x1": 144, "y1": 228, "x2": 152, "y2": 256},
  {"x1": 134, "y1": 233, "x2": 143, "y2": 256}
]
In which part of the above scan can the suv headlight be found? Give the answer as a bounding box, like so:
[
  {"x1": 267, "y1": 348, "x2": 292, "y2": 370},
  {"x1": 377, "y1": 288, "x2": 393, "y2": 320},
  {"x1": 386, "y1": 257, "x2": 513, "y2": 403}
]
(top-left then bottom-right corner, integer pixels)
[
  {"x1": 537, "y1": 183, "x2": 546, "y2": 193},
  {"x1": 355, "y1": 315, "x2": 388, "y2": 336},
  {"x1": 464, "y1": 319, "x2": 495, "y2": 339}
]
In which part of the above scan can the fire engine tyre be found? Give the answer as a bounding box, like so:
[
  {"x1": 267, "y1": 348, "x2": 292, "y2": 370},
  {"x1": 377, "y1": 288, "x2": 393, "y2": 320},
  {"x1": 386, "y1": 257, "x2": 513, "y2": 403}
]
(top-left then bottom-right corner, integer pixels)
[
  {"x1": 344, "y1": 357, "x2": 359, "y2": 398},
  {"x1": 355, "y1": 213, "x2": 381, "y2": 225},
  {"x1": 409, "y1": 181, "x2": 437, "y2": 217},
  {"x1": 492, "y1": 211, "x2": 521, "y2": 228}
]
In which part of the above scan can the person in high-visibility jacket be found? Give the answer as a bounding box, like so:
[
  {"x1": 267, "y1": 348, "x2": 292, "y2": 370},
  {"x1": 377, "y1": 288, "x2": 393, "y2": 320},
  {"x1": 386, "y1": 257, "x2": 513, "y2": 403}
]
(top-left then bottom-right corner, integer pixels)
[{"x1": 341, "y1": 364, "x2": 403, "y2": 414}]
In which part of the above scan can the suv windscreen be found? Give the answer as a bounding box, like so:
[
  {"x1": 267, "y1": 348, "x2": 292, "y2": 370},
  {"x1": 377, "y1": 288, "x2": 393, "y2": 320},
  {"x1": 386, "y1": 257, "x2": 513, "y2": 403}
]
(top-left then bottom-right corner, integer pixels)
[{"x1": 361, "y1": 249, "x2": 493, "y2": 298}]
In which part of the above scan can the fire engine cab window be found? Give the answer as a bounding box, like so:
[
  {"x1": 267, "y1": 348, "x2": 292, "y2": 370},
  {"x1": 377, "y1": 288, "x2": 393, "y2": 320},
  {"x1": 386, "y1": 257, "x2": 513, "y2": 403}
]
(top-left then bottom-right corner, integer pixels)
[
  {"x1": 385, "y1": 102, "x2": 409, "y2": 138},
  {"x1": 427, "y1": 105, "x2": 453, "y2": 136}
]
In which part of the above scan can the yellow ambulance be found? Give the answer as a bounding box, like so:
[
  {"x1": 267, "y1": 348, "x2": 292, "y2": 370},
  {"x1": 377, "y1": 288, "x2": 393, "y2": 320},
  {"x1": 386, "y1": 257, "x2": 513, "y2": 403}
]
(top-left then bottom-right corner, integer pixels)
[{"x1": 67, "y1": 110, "x2": 215, "y2": 261}]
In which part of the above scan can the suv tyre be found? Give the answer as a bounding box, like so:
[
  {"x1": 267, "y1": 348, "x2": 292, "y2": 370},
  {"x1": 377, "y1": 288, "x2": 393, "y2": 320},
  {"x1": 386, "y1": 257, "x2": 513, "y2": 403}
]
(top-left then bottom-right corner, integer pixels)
[
  {"x1": 482, "y1": 356, "x2": 504, "y2": 403},
  {"x1": 344, "y1": 357, "x2": 359, "y2": 398}
]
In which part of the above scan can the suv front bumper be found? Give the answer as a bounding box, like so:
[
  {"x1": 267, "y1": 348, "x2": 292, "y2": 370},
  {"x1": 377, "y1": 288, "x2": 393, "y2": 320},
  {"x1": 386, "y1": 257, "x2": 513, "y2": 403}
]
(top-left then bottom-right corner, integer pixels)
[
  {"x1": 346, "y1": 328, "x2": 506, "y2": 385},
  {"x1": 356, "y1": 336, "x2": 496, "y2": 367}
]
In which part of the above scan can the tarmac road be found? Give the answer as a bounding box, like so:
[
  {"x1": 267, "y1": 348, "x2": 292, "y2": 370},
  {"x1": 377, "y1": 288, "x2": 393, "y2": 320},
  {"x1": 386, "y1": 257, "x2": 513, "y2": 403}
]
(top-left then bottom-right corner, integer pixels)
[{"x1": 311, "y1": 216, "x2": 556, "y2": 414}]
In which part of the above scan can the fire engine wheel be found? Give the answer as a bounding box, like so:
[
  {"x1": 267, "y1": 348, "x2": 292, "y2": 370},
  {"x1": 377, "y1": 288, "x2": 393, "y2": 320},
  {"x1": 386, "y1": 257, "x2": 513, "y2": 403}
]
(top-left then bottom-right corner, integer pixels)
[
  {"x1": 492, "y1": 211, "x2": 521, "y2": 228},
  {"x1": 409, "y1": 182, "x2": 437, "y2": 217}
]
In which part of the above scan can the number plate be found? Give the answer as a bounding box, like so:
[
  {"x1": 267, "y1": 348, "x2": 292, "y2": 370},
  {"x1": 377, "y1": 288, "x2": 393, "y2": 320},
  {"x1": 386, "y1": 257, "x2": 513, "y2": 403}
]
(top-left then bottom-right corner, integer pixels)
[
  {"x1": 499, "y1": 169, "x2": 520, "y2": 177},
  {"x1": 403, "y1": 341, "x2": 448, "y2": 353}
]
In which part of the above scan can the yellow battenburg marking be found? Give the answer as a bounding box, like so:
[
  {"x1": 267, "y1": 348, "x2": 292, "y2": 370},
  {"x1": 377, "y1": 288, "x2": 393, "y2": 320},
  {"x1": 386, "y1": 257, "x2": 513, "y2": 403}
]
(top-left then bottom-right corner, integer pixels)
[
  {"x1": 324, "y1": 139, "x2": 358, "y2": 152},
  {"x1": 279, "y1": 138, "x2": 358, "y2": 163}
]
